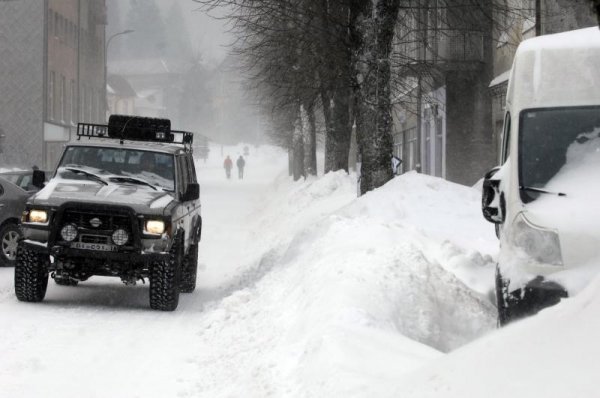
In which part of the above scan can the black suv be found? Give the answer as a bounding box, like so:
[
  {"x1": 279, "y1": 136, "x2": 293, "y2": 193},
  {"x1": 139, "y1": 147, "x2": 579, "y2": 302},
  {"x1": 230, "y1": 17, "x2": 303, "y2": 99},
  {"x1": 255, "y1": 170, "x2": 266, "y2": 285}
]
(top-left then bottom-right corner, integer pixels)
[{"x1": 15, "y1": 115, "x2": 202, "y2": 311}]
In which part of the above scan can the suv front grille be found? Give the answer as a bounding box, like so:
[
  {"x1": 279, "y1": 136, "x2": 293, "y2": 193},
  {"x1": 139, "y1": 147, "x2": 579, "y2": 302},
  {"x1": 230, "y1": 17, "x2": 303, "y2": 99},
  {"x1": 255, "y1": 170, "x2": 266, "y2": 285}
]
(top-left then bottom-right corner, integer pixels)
[
  {"x1": 62, "y1": 210, "x2": 130, "y2": 231},
  {"x1": 57, "y1": 208, "x2": 134, "y2": 247}
]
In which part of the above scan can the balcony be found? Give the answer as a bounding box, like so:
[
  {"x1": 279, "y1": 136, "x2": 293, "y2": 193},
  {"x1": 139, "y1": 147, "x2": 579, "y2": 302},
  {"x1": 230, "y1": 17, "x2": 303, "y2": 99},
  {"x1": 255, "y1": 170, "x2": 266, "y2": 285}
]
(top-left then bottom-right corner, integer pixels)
[{"x1": 397, "y1": 29, "x2": 486, "y2": 75}]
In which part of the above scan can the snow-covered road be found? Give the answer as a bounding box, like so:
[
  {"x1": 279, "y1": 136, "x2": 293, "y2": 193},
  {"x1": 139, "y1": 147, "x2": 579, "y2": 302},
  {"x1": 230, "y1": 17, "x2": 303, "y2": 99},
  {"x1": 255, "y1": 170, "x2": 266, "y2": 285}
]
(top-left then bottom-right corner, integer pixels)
[
  {"x1": 0, "y1": 145, "x2": 500, "y2": 397},
  {"x1": 0, "y1": 146, "x2": 288, "y2": 398}
]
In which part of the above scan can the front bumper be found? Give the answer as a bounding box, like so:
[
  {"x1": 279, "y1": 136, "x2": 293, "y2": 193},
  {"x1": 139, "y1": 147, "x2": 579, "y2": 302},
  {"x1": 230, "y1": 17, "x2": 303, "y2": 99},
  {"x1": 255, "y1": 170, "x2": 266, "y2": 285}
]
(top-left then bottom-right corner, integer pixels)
[{"x1": 21, "y1": 238, "x2": 170, "y2": 266}]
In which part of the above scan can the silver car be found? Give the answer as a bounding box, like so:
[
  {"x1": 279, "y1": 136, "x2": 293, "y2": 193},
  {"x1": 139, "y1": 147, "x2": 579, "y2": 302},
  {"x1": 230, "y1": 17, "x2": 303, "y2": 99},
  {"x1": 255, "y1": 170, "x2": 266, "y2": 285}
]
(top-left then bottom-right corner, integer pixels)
[{"x1": 0, "y1": 176, "x2": 30, "y2": 266}]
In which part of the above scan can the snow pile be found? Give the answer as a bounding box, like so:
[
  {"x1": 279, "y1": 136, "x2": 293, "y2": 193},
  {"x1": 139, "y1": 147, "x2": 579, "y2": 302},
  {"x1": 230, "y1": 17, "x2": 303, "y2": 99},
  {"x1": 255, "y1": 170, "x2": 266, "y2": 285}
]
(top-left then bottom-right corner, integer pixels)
[
  {"x1": 191, "y1": 169, "x2": 497, "y2": 397},
  {"x1": 394, "y1": 273, "x2": 600, "y2": 398}
]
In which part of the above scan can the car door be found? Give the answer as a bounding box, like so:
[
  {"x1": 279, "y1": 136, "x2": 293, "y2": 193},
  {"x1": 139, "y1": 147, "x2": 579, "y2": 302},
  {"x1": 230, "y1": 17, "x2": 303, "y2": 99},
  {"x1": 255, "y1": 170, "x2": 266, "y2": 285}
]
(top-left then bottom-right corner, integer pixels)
[{"x1": 0, "y1": 178, "x2": 29, "y2": 224}]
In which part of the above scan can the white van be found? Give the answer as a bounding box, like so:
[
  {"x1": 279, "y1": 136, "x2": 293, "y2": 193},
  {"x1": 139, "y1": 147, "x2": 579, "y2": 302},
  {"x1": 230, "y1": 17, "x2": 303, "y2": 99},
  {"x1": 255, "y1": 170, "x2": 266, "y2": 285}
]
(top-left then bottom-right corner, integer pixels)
[{"x1": 482, "y1": 27, "x2": 600, "y2": 325}]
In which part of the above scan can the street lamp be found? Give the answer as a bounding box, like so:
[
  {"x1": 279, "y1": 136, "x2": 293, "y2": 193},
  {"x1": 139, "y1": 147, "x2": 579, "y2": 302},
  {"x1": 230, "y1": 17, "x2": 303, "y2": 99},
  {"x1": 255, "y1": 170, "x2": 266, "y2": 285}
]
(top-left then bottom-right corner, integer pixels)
[{"x1": 105, "y1": 29, "x2": 134, "y2": 119}]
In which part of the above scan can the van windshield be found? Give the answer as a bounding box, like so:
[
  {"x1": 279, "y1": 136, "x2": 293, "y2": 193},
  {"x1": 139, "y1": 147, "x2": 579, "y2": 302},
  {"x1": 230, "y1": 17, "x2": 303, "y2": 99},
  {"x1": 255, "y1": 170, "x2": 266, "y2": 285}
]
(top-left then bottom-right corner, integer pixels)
[{"x1": 519, "y1": 106, "x2": 600, "y2": 203}]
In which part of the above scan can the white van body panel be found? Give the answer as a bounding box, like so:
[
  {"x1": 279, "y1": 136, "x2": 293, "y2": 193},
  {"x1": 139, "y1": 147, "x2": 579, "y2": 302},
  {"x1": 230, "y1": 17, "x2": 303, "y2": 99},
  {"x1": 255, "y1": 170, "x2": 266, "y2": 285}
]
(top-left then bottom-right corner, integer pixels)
[{"x1": 499, "y1": 27, "x2": 600, "y2": 294}]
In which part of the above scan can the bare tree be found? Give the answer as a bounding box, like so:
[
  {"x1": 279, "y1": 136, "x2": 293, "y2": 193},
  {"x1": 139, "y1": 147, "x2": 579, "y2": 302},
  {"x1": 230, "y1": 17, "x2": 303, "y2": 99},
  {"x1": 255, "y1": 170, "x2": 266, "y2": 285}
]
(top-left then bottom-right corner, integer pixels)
[{"x1": 350, "y1": 0, "x2": 401, "y2": 195}]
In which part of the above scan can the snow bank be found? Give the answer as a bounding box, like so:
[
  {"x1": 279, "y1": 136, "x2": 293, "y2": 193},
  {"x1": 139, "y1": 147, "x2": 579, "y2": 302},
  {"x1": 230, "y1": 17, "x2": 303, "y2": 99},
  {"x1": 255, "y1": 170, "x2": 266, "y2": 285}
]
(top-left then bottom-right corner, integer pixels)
[
  {"x1": 342, "y1": 172, "x2": 498, "y2": 296},
  {"x1": 394, "y1": 273, "x2": 600, "y2": 398},
  {"x1": 193, "y1": 169, "x2": 497, "y2": 397}
]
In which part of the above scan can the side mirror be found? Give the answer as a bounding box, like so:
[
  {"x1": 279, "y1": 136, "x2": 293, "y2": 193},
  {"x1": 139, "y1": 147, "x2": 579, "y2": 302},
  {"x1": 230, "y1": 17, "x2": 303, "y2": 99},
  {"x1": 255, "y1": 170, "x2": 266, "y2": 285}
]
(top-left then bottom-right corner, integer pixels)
[
  {"x1": 32, "y1": 169, "x2": 46, "y2": 189},
  {"x1": 181, "y1": 183, "x2": 199, "y2": 202},
  {"x1": 481, "y1": 167, "x2": 505, "y2": 224}
]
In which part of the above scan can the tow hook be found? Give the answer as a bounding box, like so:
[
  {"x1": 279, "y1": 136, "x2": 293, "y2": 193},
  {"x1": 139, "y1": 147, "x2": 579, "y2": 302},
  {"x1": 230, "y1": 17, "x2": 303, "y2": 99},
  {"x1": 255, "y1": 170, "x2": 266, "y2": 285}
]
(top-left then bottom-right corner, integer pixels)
[{"x1": 50, "y1": 245, "x2": 63, "y2": 258}]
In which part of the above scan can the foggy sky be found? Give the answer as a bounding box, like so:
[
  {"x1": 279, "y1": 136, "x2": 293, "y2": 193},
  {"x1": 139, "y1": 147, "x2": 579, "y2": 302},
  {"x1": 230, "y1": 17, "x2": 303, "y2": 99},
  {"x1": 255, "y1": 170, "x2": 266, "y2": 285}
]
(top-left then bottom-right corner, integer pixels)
[{"x1": 159, "y1": 0, "x2": 230, "y2": 63}]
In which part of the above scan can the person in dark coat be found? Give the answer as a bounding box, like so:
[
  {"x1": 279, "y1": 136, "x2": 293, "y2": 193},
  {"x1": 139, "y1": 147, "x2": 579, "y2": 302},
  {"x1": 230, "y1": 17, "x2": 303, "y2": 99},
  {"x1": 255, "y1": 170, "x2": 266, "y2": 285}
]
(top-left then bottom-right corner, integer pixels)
[
  {"x1": 236, "y1": 155, "x2": 246, "y2": 179},
  {"x1": 224, "y1": 155, "x2": 233, "y2": 179}
]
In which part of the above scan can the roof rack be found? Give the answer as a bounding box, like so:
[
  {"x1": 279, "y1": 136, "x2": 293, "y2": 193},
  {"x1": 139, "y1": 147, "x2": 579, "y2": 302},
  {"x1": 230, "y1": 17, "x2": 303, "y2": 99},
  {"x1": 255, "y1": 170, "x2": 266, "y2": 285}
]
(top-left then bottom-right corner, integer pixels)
[{"x1": 76, "y1": 115, "x2": 194, "y2": 152}]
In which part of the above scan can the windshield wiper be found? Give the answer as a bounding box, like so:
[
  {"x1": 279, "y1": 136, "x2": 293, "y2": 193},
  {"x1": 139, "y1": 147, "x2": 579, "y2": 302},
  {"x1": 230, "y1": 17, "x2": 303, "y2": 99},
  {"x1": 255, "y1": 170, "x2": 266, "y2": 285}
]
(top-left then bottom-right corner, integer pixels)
[
  {"x1": 520, "y1": 186, "x2": 567, "y2": 197},
  {"x1": 108, "y1": 176, "x2": 157, "y2": 191},
  {"x1": 65, "y1": 168, "x2": 108, "y2": 186}
]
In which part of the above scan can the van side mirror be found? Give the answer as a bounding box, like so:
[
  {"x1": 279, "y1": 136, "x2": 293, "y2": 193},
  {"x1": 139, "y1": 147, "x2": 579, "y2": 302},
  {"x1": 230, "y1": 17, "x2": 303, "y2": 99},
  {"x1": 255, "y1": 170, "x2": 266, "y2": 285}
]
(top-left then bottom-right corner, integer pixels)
[
  {"x1": 32, "y1": 169, "x2": 46, "y2": 189},
  {"x1": 482, "y1": 167, "x2": 505, "y2": 224},
  {"x1": 181, "y1": 183, "x2": 199, "y2": 202}
]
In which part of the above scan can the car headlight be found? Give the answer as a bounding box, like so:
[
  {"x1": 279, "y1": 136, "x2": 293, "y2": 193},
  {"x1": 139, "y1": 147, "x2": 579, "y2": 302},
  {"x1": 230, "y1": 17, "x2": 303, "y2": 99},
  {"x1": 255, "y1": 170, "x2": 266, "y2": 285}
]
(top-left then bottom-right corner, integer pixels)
[
  {"x1": 510, "y1": 212, "x2": 563, "y2": 266},
  {"x1": 29, "y1": 210, "x2": 48, "y2": 224},
  {"x1": 145, "y1": 220, "x2": 165, "y2": 235},
  {"x1": 112, "y1": 229, "x2": 129, "y2": 246}
]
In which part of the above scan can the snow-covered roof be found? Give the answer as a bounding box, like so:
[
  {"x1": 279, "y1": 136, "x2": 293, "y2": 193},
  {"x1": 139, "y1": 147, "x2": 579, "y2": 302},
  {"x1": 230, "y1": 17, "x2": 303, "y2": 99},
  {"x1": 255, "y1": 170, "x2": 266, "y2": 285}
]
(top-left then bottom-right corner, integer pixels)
[
  {"x1": 507, "y1": 27, "x2": 600, "y2": 110},
  {"x1": 489, "y1": 70, "x2": 511, "y2": 88}
]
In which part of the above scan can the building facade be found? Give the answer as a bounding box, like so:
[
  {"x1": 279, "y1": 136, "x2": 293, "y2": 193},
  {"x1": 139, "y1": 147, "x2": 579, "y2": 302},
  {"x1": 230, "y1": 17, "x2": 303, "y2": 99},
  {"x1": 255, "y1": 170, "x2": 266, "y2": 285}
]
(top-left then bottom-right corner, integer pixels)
[
  {"x1": 392, "y1": 0, "x2": 495, "y2": 186},
  {"x1": 0, "y1": 0, "x2": 106, "y2": 170},
  {"x1": 392, "y1": 0, "x2": 596, "y2": 186}
]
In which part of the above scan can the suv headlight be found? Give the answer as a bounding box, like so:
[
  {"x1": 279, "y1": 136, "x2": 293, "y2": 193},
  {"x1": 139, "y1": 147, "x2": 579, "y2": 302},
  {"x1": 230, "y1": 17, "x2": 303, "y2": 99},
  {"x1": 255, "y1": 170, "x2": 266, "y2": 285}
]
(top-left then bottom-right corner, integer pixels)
[
  {"x1": 510, "y1": 212, "x2": 563, "y2": 266},
  {"x1": 145, "y1": 220, "x2": 165, "y2": 235},
  {"x1": 28, "y1": 210, "x2": 48, "y2": 224}
]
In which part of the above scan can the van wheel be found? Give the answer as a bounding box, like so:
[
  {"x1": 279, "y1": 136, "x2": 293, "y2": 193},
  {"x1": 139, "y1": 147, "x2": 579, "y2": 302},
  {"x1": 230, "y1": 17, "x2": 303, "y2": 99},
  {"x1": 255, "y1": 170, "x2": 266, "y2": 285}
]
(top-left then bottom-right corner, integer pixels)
[{"x1": 496, "y1": 267, "x2": 568, "y2": 327}]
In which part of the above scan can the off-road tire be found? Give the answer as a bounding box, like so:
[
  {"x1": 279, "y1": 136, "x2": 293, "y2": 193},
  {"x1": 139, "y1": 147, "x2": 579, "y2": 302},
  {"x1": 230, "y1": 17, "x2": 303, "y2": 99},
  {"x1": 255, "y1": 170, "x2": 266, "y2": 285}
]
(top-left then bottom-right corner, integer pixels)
[
  {"x1": 0, "y1": 223, "x2": 22, "y2": 267},
  {"x1": 180, "y1": 244, "x2": 198, "y2": 293},
  {"x1": 149, "y1": 234, "x2": 183, "y2": 311},
  {"x1": 14, "y1": 243, "x2": 49, "y2": 302}
]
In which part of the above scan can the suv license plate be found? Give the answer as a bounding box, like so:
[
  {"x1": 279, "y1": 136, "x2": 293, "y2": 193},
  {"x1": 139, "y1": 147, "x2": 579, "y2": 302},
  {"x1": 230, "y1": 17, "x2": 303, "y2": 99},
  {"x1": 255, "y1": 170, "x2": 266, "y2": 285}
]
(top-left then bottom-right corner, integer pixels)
[{"x1": 71, "y1": 242, "x2": 118, "y2": 252}]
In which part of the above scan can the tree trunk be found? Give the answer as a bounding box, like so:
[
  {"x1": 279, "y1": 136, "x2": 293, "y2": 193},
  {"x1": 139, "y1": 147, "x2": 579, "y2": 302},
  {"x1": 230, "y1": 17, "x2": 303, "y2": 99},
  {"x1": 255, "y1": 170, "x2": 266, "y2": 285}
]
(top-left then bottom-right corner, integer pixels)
[
  {"x1": 318, "y1": 0, "x2": 353, "y2": 174},
  {"x1": 351, "y1": 0, "x2": 400, "y2": 195},
  {"x1": 302, "y1": 102, "x2": 317, "y2": 176},
  {"x1": 292, "y1": 113, "x2": 305, "y2": 181}
]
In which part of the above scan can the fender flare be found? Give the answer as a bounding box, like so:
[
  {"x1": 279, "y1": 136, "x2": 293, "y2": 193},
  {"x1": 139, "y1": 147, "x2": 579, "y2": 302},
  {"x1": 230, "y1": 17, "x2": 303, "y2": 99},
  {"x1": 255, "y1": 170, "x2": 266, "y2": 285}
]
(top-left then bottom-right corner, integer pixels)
[{"x1": 190, "y1": 215, "x2": 202, "y2": 244}]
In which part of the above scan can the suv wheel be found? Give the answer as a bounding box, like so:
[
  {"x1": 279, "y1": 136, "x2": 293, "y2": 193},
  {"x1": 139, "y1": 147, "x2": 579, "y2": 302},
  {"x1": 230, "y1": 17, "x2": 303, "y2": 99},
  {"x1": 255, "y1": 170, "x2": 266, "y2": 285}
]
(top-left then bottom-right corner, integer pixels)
[
  {"x1": 0, "y1": 223, "x2": 22, "y2": 267},
  {"x1": 14, "y1": 243, "x2": 49, "y2": 302},
  {"x1": 180, "y1": 244, "x2": 198, "y2": 293},
  {"x1": 149, "y1": 233, "x2": 183, "y2": 311}
]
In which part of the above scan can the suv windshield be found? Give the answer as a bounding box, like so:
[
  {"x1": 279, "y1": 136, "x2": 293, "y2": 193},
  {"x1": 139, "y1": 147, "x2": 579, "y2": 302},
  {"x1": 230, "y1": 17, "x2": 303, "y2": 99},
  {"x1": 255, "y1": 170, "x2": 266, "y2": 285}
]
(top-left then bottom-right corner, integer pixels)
[
  {"x1": 519, "y1": 106, "x2": 600, "y2": 203},
  {"x1": 57, "y1": 146, "x2": 175, "y2": 191}
]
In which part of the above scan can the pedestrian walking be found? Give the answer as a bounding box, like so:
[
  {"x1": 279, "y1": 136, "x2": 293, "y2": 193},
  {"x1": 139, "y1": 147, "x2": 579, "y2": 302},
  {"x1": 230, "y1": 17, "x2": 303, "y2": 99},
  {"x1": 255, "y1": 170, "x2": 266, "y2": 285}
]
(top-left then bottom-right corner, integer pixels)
[
  {"x1": 224, "y1": 155, "x2": 233, "y2": 179},
  {"x1": 236, "y1": 155, "x2": 246, "y2": 179}
]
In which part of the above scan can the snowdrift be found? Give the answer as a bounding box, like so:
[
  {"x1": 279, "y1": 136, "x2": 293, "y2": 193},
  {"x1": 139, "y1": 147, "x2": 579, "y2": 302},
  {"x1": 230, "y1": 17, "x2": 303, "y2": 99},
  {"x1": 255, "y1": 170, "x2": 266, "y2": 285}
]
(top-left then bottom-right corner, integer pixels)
[
  {"x1": 395, "y1": 273, "x2": 600, "y2": 398},
  {"x1": 194, "y1": 168, "x2": 498, "y2": 397}
]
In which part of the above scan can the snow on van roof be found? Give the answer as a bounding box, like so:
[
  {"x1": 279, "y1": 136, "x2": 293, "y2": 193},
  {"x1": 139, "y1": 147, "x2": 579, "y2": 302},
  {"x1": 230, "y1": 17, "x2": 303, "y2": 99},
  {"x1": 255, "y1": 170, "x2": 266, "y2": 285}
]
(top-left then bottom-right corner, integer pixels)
[
  {"x1": 507, "y1": 27, "x2": 600, "y2": 110},
  {"x1": 519, "y1": 26, "x2": 600, "y2": 51}
]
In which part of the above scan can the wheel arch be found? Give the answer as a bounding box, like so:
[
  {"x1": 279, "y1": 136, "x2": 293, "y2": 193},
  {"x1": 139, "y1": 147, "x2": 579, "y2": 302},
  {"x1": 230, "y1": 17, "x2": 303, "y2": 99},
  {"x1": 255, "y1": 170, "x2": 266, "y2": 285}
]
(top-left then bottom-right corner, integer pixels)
[{"x1": 0, "y1": 218, "x2": 21, "y2": 230}]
